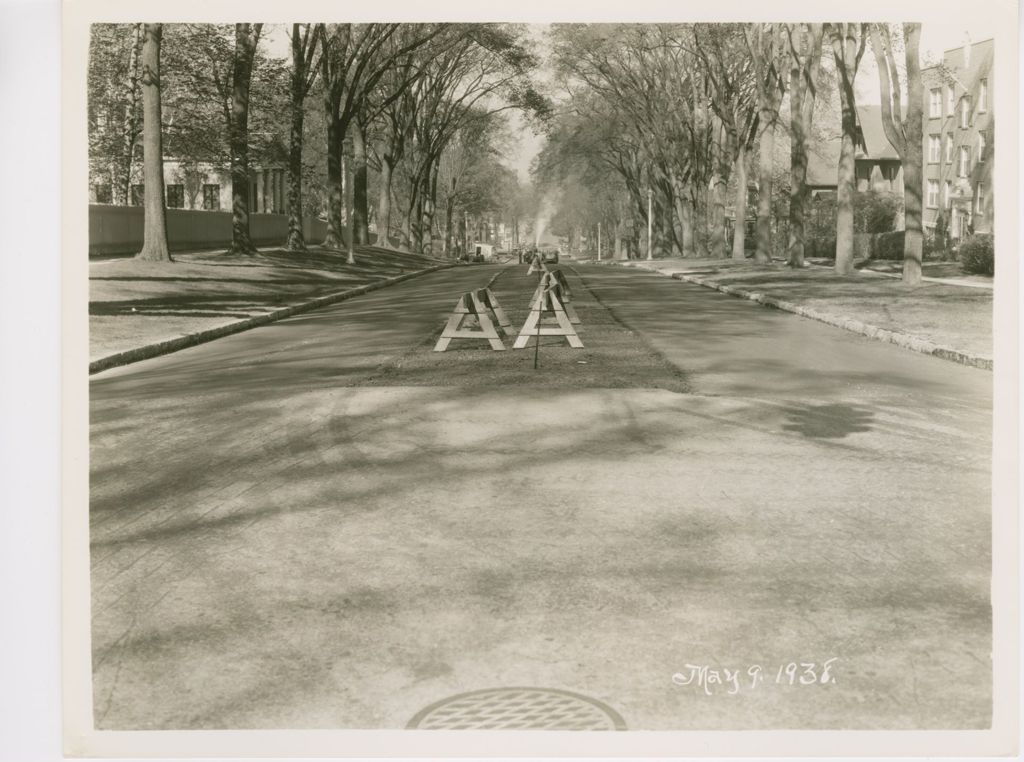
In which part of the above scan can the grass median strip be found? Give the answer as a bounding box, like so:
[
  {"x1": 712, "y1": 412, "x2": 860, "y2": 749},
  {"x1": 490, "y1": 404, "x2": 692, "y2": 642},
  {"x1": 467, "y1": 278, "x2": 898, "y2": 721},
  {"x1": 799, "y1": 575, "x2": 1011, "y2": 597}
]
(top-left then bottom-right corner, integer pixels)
[{"x1": 359, "y1": 265, "x2": 691, "y2": 392}]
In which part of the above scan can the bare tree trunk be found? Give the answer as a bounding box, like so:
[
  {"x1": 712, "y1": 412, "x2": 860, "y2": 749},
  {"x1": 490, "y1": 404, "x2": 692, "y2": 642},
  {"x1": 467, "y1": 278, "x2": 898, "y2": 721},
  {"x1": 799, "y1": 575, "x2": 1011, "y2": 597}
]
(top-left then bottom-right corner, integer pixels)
[
  {"x1": 117, "y1": 24, "x2": 142, "y2": 206},
  {"x1": 901, "y1": 23, "x2": 924, "y2": 285},
  {"x1": 420, "y1": 163, "x2": 438, "y2": 256},
  {"x1": 786, "y1": 24, "x2": 822, "y2": 268},
  {"x1": 286, "y1": 82, "x2": 306, "y2": 250},
  {"x1": 829, "y1": 23, "x2": 865, "y2": 275},
  {"x1": 444, "y1": 176, "x2": 455, "y2": 255},
  {"x1": 136, "y1": 24, "x2": 170, "y2": 262},
  {"x1": 376, "y1": 155, "x2": 394, "y2": 248},
  {"x1": 352, "y1": 122, "x2": 370, "y2": 245},
  {"x1": 229, "y1": 23, "x2": 260, "y2": 254},
  {"x1": 709, "y1": 176, "x2": 727, "y2": 257},
  {"x1": 835, "y1": 83, "x2": 857, "y2": 274},
  {"x1": 679, "y1": 196, "x2": 695, "y2": 257},
  {"x1": 732, "y1": 145, "x2": 748, "y2": 259},
  {"x1": 787, "y1": 77, "x2": 809, "y2": 267},
  {"x1": 755, "y1": 121, "x2": 774, "y2": 263},
  {"x1": 323, "y1": 112, "x2": 344, "y2": 249}
]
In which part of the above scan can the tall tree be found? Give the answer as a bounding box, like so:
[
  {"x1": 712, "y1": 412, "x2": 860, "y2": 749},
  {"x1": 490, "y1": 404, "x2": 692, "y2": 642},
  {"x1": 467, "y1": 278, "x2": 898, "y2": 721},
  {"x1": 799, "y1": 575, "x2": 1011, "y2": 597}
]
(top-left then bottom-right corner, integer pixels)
[
  {"x1": 320, "y1": 24, "x2": 442, "y2": 253},
  {"x1": 745, "y1": 23, "x2": 787, "y2": 264},
  {"x1": 784, "y1": 23, "x2": 824, "y2": 268},
  {"x1": 285, "y1": 23, "x2": 323, "y2": 251},
  {"x1": 87, "y1": 24, "x2": 143, "y2": 206},
  {"x1": 136, "y1": 23, "x2": 171, "y2": 262},
  {"x1": 827, "y1": 22, "x2": 867, "y2": 275},
  {"x1": 870, "y1": 22, "x2": 925, "y2": 285},
  {"x1": 691, "y1": 24, "x2": 760, "y2": 260},
  {"x1": 228, "y1": 23, "x2": 263, "y2": 254}
]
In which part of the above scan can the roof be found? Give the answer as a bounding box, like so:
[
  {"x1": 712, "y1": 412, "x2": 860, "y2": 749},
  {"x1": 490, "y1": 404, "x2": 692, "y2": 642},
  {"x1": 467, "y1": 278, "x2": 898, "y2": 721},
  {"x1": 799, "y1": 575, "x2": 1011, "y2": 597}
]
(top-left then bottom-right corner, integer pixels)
[{"x1": 806, "y1": 105, "x2": 900, "y2": 187}]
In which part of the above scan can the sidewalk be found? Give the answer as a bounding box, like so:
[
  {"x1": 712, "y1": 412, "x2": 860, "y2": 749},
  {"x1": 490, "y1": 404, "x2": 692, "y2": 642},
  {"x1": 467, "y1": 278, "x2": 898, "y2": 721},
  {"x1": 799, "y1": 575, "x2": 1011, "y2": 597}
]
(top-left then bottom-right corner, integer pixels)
[
  {"x1": 90, "y1": 245, "x2": 450, "y2": 363},
  {"x1": 607, "y1": 257, "x2": 992, "y2": 369}
]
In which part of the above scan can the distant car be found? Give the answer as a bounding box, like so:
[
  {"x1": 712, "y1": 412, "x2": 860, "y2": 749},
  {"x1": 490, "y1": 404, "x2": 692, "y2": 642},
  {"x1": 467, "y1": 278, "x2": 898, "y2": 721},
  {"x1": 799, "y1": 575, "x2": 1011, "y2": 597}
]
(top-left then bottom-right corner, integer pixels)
[{"x1": 541, "y1": 249, "x2": 559, "y2": 265}]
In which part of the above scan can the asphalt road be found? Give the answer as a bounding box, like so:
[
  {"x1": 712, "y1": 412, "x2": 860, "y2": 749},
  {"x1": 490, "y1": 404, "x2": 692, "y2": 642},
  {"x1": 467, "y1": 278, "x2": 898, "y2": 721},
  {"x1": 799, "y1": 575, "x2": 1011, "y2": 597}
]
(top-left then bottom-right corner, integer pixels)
[{"x1": 89, "y1": 261, "x2": 992, "y2": 731}]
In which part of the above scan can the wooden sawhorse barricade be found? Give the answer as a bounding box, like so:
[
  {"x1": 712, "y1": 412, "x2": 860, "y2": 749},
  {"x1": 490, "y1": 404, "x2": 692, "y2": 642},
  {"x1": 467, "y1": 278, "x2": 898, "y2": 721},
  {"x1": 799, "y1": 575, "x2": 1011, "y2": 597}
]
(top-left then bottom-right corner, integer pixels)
[
  {"x1": 433, "y1": 288, "x2": 513, "y2": 352},
  {"x1": 513, "y1": 272, "x2": 583, "y2": 349},
  {"x1": 547, "y1": 269, "x2": 580, "y2": 324}
]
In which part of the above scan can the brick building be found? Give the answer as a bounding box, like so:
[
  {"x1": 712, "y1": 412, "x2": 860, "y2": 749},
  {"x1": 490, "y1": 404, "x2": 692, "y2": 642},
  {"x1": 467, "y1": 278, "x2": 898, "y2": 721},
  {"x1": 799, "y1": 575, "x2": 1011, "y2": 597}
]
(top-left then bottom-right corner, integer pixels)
[{"x1": 921, "y1": 38, "x2": 994, "y2": 240}]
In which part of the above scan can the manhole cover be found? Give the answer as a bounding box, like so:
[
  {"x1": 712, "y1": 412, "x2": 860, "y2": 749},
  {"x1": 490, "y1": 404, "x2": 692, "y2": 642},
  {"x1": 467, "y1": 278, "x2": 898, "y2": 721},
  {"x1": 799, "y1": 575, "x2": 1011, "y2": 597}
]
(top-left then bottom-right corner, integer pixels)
[{"x1": 407, "y1": 687, "x2": 627, "y2": 730}]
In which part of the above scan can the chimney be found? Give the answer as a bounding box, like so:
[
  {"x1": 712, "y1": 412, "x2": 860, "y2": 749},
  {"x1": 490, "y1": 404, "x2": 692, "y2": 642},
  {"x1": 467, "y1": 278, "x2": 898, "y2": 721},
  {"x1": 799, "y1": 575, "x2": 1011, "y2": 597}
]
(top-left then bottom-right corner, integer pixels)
[{"x1": 963, "y1": 33, "x2": 972, "y2": 68}]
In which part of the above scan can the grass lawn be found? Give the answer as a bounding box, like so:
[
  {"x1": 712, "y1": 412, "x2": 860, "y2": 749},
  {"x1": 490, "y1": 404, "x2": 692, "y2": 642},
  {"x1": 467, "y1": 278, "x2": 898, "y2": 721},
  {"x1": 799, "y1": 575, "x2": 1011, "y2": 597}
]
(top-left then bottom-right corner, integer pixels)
[
  {"x1": 89, "y1": 245, "x2": 445, "y2": 361},
  {"x1": 617, "y1": 258, "x2": 992, "y2": 361}
]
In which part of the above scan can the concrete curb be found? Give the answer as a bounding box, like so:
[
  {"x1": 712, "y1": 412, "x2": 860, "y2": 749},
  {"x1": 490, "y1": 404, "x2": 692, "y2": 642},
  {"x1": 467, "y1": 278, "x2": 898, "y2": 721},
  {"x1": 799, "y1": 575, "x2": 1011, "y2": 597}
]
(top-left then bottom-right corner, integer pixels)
[
  {"x1": 90, "y1": 263, "x2": 456, "y2": 375},
  {"x1": 669, "y1": 271, "x2": 992, "y2": 371}
]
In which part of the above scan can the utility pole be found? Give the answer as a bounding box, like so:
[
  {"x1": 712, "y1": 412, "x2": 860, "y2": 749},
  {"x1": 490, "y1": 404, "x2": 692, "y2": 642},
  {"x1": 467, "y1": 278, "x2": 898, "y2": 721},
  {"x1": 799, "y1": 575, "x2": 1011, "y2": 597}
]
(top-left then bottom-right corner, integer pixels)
[
  {"x1": 647, "y1": 187, "x2": 653, "y2": 260},
  {"x1": 597, "y1": 221, "x2": 602, "y2": 261}
]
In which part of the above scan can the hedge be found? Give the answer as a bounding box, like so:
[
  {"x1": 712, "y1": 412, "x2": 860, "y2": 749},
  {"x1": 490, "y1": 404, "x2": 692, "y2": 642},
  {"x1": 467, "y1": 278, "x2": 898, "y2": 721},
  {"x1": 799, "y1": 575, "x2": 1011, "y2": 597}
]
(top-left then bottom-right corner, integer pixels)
[{"x1": 959, "y1": 234, "x2": 994, "y2": 276}]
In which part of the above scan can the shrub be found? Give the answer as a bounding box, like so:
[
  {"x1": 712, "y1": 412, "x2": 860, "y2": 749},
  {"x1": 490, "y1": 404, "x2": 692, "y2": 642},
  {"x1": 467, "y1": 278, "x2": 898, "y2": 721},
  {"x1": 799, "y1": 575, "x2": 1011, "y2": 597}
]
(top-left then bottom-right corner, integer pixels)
[
  {"x1": 959, "y1": 234, "x2": 994, "y2": 276},
  {"x1": 923, "y1": 232, "x2": 953, "y2": 261},
  {"x1": 854, "y1": 191, "x2": 901, "y2": 234},
  {"x1": 872, "y1": 231, "x2": 905, "y2": 260},
  {"x1": 806, "y1": 235, "x2": 836, "y2": 259}
]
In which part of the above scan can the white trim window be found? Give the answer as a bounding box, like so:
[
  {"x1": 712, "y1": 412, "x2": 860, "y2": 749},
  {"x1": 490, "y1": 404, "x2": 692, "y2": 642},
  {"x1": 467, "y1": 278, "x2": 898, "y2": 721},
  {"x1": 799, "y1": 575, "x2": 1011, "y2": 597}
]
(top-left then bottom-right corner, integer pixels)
[
  {"x1": 945, "y1": 132, "x2": 954, "y2": 163},
  {"x1": 976, "y1": 185, "x2": 984, "y2": 214},
  {"x1": 944, "y1": 181, "x2": 952, "y2": 209},
  {"x1": 960, "y1": 96, "x2": 971, "y2": 129},
  {"x1": 928, "y1": 135, "x2": 941, "y2": 163},
  {"x1": 958, "y1": 145, "x2": 971, "y2": 177},
  {"x1": 979, "y1": 78, "x2": 988, "y2": 112},
  {"x1": 929, "y1": 88, "x2": 942, "y2": 118},
  {"x1": 926, "y1": 180, "x2": 940, "y2": 208},
  {"x1": 978, "y1": 132, "x2": 986, "y2": 161},
  {"x1": 946, "y1": 85, "x2": 955, "y2": 114}
]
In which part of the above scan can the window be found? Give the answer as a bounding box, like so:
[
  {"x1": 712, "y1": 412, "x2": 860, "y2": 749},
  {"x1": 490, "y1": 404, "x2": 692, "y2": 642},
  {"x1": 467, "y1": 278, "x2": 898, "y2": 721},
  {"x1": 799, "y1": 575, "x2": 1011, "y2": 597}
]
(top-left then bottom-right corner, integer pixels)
[
  {"x1": 928, "y1": 135, "x2": 941, "y2": 163},
  {"x1": 202, "y1": 184, "x2": 220, "y2": 211},
  {"x1": 978, "y1": 78, "x2": 988, "y2": 112},
  {"x1": 94, "y1": 183, "x2": 112, "y2": 204},
  {"x1": 945, "y1": 132, "x2": 954, "y2": 163},
  {"x1": 944, "y1": 181, "x2": 952, "y2": 209},
  {"x1": 960, "y1": 96, "x2": 971, "y2": 129},
  {"x1": 166, "y1": 184, "x2": 185, "y2": 208},
  {"x1": 131, "y1": 184, "x2": 144, "y2": 206},
  {"x1": 958, "y1": 145, "x2": 971, "y2": 177},
  {"x1": 926, "y1": 180, "x2": 939, "y2": 209},
  {"x1": 946, "y1": 86, "x2": 955, "y2": 114},
  {"x1": 978, "y1": 132, "x2": 986, "y2": 161},
  {"x1": 929, "y1": 88, "x2": 941, "y2": 118},
  {"x1": 976, "y1": 185, "x2": 984, "y2": 214}
]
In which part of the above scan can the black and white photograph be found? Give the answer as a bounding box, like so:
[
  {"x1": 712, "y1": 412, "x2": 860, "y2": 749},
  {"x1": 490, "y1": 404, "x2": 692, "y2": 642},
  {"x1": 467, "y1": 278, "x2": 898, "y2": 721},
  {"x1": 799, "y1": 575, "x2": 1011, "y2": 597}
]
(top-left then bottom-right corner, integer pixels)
[{"x1": 49, "y1": 0, "x2": 1020, "y2": 757}]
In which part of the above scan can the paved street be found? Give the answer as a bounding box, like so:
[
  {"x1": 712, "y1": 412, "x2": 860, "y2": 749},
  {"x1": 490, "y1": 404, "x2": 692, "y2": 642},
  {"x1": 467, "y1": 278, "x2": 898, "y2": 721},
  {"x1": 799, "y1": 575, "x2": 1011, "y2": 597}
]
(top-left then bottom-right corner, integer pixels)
[{"x1": 90, "y1": 262, "x2": 992, "y2": 731}]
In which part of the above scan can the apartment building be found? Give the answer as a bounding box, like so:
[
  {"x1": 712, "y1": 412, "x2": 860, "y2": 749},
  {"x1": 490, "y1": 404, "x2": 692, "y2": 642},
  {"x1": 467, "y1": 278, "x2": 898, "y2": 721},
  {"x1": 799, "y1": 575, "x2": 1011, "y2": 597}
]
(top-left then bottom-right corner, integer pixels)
[{"x1": 921, "y1": 38, "x2": 993, "y2": 239}]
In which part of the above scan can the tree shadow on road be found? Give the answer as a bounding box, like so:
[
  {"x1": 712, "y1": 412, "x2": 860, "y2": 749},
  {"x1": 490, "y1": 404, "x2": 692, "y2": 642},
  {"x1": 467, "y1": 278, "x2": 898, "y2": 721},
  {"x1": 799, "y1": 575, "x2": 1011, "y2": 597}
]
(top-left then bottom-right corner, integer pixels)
[{"x1": 781, "y1": 403, "x2": 875, "y2": 439}]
